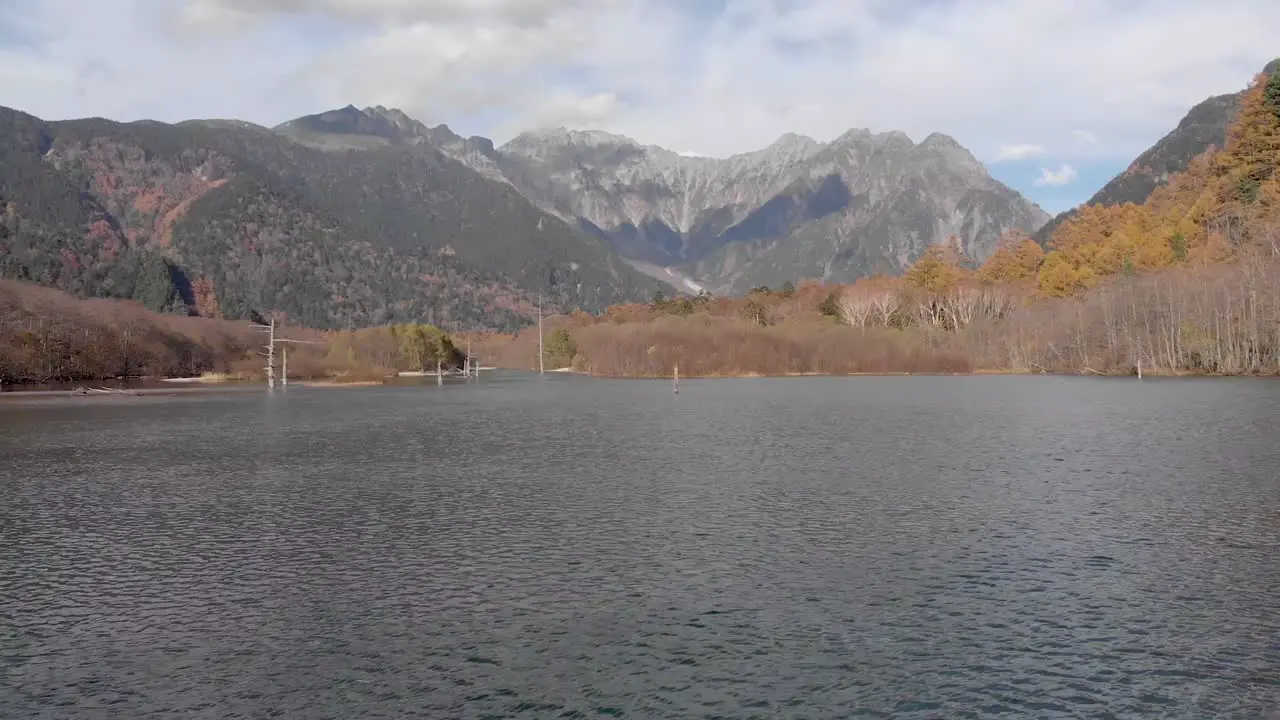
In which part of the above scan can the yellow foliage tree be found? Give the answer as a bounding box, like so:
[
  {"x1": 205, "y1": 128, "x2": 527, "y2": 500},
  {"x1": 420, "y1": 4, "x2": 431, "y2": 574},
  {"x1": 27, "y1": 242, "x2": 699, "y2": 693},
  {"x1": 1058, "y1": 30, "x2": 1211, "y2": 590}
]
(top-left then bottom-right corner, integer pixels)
[
  {"x1": 978, "y1": 231, "x2": 1045, "y2": 283},
  {"x1": 1214, "y1": 69, "x2": 1280, "y2": 209},
  {"x1": 1037, "y1": 251, "x2": 1095, "y2": 297},
  {"x1": 904, "y1": 245, "x2": 967, "y2": 295},
  {"x1": 1035, "y1": 67, "x2": 1280, "y2": 295}
]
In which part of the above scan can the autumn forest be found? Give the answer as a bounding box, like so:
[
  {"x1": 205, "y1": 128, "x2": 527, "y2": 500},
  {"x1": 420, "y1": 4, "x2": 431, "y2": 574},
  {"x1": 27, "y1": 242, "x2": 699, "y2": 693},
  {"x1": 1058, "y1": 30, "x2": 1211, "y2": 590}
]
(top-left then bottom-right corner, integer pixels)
[{"x1": 3, "y1": 67, "x2": 1280, "y2": 385}]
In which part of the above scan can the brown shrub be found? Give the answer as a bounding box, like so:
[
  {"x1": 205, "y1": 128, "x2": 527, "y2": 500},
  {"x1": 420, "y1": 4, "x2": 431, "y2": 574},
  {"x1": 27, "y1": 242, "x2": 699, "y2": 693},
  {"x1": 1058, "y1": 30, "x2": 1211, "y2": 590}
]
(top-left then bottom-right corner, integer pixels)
[
  {"x1": 571, "y1": 314, "x2": 971, "y2": 376},
  {"x1": 0, "y1": 280, "x2": 467, "y2": 384}
]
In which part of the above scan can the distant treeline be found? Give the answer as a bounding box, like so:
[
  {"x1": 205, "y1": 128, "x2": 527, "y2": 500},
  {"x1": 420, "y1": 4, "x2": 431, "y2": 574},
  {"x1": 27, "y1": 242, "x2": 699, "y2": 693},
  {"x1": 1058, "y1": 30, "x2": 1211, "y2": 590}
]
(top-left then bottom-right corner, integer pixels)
[
  {"x1": 473, "y1": 248, "x2": 1280, "y2": 378},
  {"x1": 0, "y1": 279, "x2": 464, "y2": 384}
]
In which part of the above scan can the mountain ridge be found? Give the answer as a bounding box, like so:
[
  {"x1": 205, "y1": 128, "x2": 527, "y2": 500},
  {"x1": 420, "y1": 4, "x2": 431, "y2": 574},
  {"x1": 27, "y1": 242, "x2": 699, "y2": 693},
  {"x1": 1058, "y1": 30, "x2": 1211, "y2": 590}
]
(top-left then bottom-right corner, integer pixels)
[
  {"x1": 274, "y1": 104, "x2": 1048, "y2": 293},
  {"x1": 15, "y1": 62, "x2": 1259, "y2": 329},
  {"x1": 0, "y1": 105, "x2": 659, "y2": 329},
  {"x1": 492, "y1": 123, "x2": 1049, "y2": 293}
]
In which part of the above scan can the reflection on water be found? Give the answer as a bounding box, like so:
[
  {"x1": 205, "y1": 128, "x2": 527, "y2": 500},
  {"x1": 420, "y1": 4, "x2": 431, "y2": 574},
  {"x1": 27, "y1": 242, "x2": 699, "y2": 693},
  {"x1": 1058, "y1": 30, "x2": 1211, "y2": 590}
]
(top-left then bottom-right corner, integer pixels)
[{"x1": 1, "y1": 376, "x2": 1278, "y2": 718}]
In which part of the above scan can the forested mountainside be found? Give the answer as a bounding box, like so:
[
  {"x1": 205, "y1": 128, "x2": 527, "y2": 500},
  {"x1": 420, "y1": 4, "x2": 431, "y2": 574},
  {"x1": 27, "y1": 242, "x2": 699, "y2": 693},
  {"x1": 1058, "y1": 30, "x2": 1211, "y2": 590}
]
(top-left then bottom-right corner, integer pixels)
[
  {"x1": 0, "y1": 106, "x2": 657, "y2": 330},
  {"x1": 1034, "y1": 58, "x2": 1280, "y2": 243},
  {"x1": 276, "y1": 105, "x2": 1049, "y2": 295},
  {"x1": 1032, "y1": 61, "x2": 1280, "y2": 295}
]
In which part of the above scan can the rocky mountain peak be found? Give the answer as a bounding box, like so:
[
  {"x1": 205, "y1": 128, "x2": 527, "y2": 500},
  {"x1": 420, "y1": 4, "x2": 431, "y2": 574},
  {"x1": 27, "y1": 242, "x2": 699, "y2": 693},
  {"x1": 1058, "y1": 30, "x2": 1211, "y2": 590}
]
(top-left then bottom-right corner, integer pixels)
[
  {"x1": 448, "y1": 121, "x2": 1047, "y2": 292},
  {"x1": 832, "y1": 128, "x2": 872, "y2": 144},
  {"x1": 915, "y1": 131, "x2": 983, "y2": 172},
  {"x1": 501, "y1": 127, "x2": 641, "y2": 157},
  {"x1": 271, "y1": 104, "x2": 1049, "y2": 294},
  {"x1": 765, "y1": 132, "x2": 821, "y2": 153},
  {"x1": 467, "y1": 135, "x2": 496, "y2": 155},
  {"x1": 919, "y1": 132, "x2": 963, "y2": 151},
  {"x1": 363, "y1": 105, "x2": 424, "y2": 133},
  {"x1": 827, "y1": 128, "x2": 915, "y2": 152},
  {"x1": 274, "y1": 105, "x2": 409, "y2": 149},
  {"x1": 726, "y1": 132, "x2": 824, "y2": 168},
  {"x1": 875, "y1": 129, "x2": 914, "y2": 148}
]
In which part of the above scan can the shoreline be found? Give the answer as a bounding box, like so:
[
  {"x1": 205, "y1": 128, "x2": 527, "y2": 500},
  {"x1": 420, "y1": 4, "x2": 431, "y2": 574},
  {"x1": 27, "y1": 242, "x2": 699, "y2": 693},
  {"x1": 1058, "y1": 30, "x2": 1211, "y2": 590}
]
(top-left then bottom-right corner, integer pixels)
[
  {"x1": 0, "y1": 368, "x2": 509, "y2": 399},
  {"x1": 0, "y1": 385, "x2": 265, "y2": 402},
  {"x1": 296, "y1": 380, "x2": 386, "y2": 388},
  {"x1": 0, "y1": 378, "x2": 390, "y2": 400},
  {"x1": 3, "y1": 368, "x2": 1271, "y2": 398},
  {"x1": 498, "y1": 367, "x2": 1274, "y2": 379}
]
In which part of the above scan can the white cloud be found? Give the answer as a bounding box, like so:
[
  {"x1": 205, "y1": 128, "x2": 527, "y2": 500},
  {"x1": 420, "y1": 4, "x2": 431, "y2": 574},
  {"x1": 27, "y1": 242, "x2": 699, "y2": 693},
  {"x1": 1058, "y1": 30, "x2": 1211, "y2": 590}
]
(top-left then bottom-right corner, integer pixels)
[
  {"x1": 993, "y1": 144, "x2": 1046, "y2": 162},
  {"x1": 1072, "y1": 129, "x2": 1098, "y2": 145},
  {"x1": 3, "y1": 0, "x2": 1279, "y2": 203},
  {"x1": 182, "y1": 0, "x2": 598, "y2": 28},
  {"x1": 1034, "y1": 164, "x2": 1079, "y2": 187}
]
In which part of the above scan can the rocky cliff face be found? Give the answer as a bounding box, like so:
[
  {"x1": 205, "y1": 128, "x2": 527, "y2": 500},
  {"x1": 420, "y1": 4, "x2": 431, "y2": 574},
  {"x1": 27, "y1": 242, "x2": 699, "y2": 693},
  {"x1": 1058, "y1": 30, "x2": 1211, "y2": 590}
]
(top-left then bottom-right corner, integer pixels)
[{"x1": 395, "y1": 117, "x2": 1049, "y2": 293}]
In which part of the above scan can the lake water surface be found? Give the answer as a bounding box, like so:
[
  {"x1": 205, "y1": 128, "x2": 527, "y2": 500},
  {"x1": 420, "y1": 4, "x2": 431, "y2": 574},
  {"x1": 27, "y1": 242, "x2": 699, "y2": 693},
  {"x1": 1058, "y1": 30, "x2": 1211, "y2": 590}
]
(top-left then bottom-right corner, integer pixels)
[{"x1": 2, "y1": 375, "x2": 1278, "y2": 718}]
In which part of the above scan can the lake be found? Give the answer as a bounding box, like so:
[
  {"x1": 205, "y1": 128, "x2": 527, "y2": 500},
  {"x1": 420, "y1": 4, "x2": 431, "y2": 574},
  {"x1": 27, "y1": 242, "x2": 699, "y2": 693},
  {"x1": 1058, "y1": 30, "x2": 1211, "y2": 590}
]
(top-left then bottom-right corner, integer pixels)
[{"x1": 1, "y1": 375, "x2": 1277, "y2": 718}]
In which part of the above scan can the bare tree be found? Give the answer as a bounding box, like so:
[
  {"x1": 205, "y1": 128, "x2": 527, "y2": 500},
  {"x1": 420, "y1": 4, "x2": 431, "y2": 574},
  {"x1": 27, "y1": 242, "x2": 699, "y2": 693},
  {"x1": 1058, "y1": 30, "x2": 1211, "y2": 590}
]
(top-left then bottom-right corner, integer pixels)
[
  {"x1": 868, "y1": 291, "x2": 900, "y2": 327},
  {"x1": 836, "y1": 289, "x2": 874, "y2": 328}
]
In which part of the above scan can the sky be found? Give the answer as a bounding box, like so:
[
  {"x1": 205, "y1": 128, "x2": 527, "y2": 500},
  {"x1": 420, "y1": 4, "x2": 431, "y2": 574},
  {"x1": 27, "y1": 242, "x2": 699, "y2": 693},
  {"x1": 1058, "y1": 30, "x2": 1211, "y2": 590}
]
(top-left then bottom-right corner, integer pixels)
[{"x1": 1, "y1": 0, "x2": 1277, "y2": 213}]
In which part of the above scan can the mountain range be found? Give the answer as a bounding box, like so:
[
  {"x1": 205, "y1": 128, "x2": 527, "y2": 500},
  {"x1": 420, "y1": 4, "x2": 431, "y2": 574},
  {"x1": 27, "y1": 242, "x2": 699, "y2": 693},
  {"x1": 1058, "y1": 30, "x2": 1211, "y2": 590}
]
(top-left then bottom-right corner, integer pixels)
[
  {"x1": 0, "y1": 107, "x2": 656, "y2": 330},
  {"x1": 278, "y1": 107, "x2": 1050, "y2": 295},
  {"x1": 2, "y1": 62, "x2": 1270, "y2": 328}
]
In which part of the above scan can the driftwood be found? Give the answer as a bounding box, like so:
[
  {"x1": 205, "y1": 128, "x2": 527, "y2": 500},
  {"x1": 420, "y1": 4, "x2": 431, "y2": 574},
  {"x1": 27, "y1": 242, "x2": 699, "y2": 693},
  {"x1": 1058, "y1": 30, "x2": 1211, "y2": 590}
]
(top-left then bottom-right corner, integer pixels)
[{"x1": 71, "y1": 386, "x2": 142, "y2": 397}]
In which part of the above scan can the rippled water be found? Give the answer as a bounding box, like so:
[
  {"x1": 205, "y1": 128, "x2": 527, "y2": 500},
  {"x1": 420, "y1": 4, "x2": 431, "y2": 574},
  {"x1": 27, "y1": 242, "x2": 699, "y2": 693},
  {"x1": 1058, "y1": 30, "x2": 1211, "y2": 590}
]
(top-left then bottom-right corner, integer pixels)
[{"x1": 2, "y1": 375, "x2": 1278, "y2": 718}]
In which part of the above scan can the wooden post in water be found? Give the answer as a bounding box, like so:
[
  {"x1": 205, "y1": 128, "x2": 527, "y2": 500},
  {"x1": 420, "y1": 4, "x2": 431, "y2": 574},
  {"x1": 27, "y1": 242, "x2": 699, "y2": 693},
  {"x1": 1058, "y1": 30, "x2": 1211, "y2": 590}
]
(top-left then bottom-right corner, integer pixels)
[
  {"x1": 266, "y1": 317, "x2": 275, "y2": 388},
  {"x1": 436, "y1": 358, "x2": 443, "y2": 386},
  {"x1": 673, "y1": 363, "x2": 679, "y2": 394},
  {"x1": 282, "y1": 346, "x2": 288, "y2": 387},
  {"x1": 252, "y1": 317, "x2": 277, "y2": 389},
  {"x1": 537, "y1": 291, "x2": 545, "y2": 376},
  {"x1": 1137, "y1": 358, "x2": 1143, "y2": 379}
]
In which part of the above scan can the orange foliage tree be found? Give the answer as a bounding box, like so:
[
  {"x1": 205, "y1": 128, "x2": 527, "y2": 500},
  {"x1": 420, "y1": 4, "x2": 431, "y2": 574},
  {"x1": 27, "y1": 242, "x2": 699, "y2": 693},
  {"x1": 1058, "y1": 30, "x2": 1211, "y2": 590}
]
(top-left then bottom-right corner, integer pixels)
[
  {"x1": 903, "y1": 245, "x2": 967, "y2": 295},
  {"x1": 192, "y1": 276, "x2": 220, "y2": 318},
  {"x1": 978, "y1": 230, "x2": 1045, "y2": 284}
]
